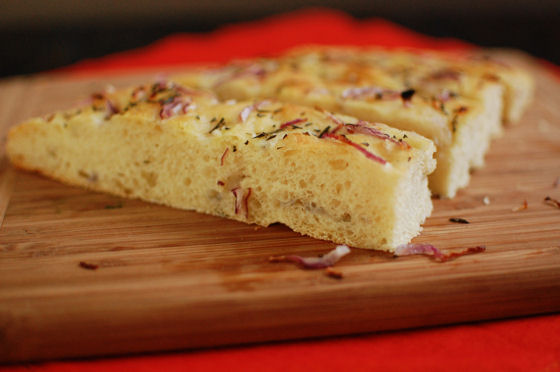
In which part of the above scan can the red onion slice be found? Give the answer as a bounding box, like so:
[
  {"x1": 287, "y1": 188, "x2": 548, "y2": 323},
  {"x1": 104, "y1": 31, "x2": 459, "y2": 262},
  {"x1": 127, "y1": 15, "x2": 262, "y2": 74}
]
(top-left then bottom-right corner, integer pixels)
[
  {"x1": 131, "y1": 86, "x2": 147, "y2": 100},
  {"x1": 324, "y1": 111, "x2": 344, "y2": 126},
  {"x1": 255, "y1": 100, "x2": 272, "y2": 110},
  {"x1": 279, "y1": 118, "x2": 307, "y2": 129},
  {"x1": 105, "y1": 99, "x2": 120, "y2": 119},
  {"x1": 347, "y1": 121, "x2": 411, "y2": 149},
  {"x1": 395, "y1": 243, "x2": 486, "y2": 262},
  {"x1": 341, "y1": 87, "x2": 400, "y2": 100},
  {"x1": 231, "y1": 187, "x2": 243, "y2": 215},
  {"x1": 239, "y1": 105, "x2": 254, "y2": 122},
  {"x1": 91, "y1": 92, "x2": 120, "y2": 119},
  {"x1": 437, "y1": 89, "x2": 453, "y2": 103},
  {"x1": 213, "y1": 63, "x2": 268, "y2": 88},
  {"x1": 160, "y1": 96, "x2": 191, "y2": 119},
  {"x1": 239, "y1": 101, "x2": 272, "y2": 122},
  {"x1": 150, "y1": 81, "x2": 169, "y2": 98},
  {"x1": 342, "y1": 86, "x2": 382, "y2": 99},
  {"x1": 270, "y1": 245, "x2": 351, "y2": 269},
  {"x1": 320, "y1": 110, "x2": 344, "y2": 134},
  {"x1": 231, "y1": 187, "x2": 252, "y2": 218},
  {"x1": 220, "y1": 148, "x2": 229, "y2": 166},
  {"x1": 323, "y1": 133, "x2": 387, "y2": 165}
]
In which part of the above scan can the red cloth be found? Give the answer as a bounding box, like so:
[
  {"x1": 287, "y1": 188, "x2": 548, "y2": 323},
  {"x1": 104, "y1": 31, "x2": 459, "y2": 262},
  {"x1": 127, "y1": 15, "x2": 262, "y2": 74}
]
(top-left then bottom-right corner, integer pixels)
[
  {"x1": 3, "y1": 314, "x2": 560, "y2": 372},
  {"x1": 60, "y1": 7, "x2": 472, "y2": 76},
  {"x1": 3, "y1": 8, "x2": 560, "y2": 371}
]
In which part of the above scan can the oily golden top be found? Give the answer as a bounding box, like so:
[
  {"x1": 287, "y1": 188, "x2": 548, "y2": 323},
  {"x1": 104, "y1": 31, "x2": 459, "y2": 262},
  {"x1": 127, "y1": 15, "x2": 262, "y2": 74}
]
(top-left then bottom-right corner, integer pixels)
[
  {"x1": 29, "y1": 80, "x2": 435, "y2": 171},
  {"x1": 173, "y1": 55, "x2": 488, "y2": 139}
]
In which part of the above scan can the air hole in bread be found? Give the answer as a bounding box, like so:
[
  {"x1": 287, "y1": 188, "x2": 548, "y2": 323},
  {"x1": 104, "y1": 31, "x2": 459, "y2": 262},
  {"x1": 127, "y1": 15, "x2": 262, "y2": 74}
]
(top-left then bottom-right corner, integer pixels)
[
  {"x1": 141, "y1": 171, "x2": 158, "y2": 187},
  {"x1": 208, "y1": 189, "x2": 221, "y2": 200},
  {"x1": 335, "y1": 183, "x2": 343, "y2": 194},
  {"x1": 328, "y1": 159, "x2": 348, "y2": 170}
]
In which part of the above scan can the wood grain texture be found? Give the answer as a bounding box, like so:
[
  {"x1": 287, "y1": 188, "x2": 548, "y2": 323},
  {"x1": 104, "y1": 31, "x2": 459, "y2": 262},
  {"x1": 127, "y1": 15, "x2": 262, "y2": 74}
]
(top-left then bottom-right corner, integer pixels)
[{"x1": 1, "y1": 57, "x2": 559, "y2": 363}]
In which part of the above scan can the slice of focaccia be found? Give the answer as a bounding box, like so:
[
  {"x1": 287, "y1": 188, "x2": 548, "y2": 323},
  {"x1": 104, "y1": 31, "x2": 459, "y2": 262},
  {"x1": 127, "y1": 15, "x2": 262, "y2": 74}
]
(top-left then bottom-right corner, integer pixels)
[
  {"x1": 285, "y1": 46, "x2": 533, "y2": 125},
  {"x1": 7, "y1": 81, "x2": 436, "y2": 251},
  {"x1": 174, "y1": 56, "x2": 502, "y2": 198}
]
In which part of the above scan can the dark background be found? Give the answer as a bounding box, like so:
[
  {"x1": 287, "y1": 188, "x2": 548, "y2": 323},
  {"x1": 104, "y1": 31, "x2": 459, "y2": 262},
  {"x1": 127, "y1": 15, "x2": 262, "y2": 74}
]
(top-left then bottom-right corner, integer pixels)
[{"x1": 1, "y1": 0, "x2": 559, "y2": 78}]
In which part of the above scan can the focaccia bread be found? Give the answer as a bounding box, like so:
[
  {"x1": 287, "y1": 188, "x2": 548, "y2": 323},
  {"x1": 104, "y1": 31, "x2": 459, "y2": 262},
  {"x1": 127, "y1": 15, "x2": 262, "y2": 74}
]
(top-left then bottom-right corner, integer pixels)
[
  {"x1": 174, "y1": 56, "x2": 502, "y2": 198},
  {"x1": 6, "y1": 81, "x2": 436, "y2": 251},
  {"x1": 285, "y1": 46, "x2": 534, "y2": 125}
]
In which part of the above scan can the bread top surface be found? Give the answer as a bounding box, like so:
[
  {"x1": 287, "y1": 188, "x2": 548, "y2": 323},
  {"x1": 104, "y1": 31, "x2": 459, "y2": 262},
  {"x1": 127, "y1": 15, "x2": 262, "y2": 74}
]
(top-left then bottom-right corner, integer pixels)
[
  {"x1": 174, "y1": 56, "x2": 494, "y2": 147},
  {"x1": 283, "y1": 45, "x2": 532, "y2": 109},
  {"x1": 11, "y1": 81, "x2": 436, "y2": 175}
]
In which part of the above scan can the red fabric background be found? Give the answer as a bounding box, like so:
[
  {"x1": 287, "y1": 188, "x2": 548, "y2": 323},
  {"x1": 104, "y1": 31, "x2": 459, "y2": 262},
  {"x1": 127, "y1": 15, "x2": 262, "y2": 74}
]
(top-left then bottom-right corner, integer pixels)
[
  {"x1": 61, "y1": 7, "x2": 472, "y2": 76},
  {"x1": 3, "y1": 8, "x2": 559, "y2": 371}
]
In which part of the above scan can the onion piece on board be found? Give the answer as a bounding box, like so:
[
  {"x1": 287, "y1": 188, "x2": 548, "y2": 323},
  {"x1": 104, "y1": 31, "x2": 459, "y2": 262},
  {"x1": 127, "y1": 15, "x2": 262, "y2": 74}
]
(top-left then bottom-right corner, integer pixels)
[{"x1": 269, "y1": 245, "x2": 351, "y2": 269}]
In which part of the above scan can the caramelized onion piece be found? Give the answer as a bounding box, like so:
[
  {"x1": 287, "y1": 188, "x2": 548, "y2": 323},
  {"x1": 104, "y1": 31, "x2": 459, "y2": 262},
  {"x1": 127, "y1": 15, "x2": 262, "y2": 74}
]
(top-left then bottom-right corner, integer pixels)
[
  {"x1": 239, "y1": 105, "x2": 254, "y2": 122},
  {"x1": 323, "y1": 133, "x2": 387, "y2": 165},
  {"x1": 231, "y1": 187, "x2": 252, "y2": 218},
  {"x1": 347, "y1": 121, "x2": 411, "y2": 149},
  {"x1": 279, "y1": 118, "x2": 307, "y2": 129},
  {"x1": 395, "y1": 243, "x2": 486, "y2": 262},
  {"x1": 269, "y1": 245, "x2": 351, "y2": 269},
  {"x1": 544, "y1": 196, "x2": 560, "y2": 209}
]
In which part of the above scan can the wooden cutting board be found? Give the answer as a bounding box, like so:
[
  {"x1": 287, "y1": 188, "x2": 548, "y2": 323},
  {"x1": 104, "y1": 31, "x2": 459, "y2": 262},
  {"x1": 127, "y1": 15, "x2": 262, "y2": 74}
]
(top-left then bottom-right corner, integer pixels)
[{"x1": 1, "y1": 54, "x2": 560, "y2": 363}]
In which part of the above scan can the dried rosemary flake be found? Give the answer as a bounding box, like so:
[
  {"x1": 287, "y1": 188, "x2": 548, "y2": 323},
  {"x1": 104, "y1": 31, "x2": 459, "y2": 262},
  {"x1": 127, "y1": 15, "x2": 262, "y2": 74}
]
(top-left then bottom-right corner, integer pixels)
[
  {"x1": 209, "y1": 117, "x2": 226, "y2": 133},
  {"x1": 451, "y1": 115, "x2": 459, "y2": 133},
  {"x1": 318, "y1": 126, "x2": 331, "y2": 138}
]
